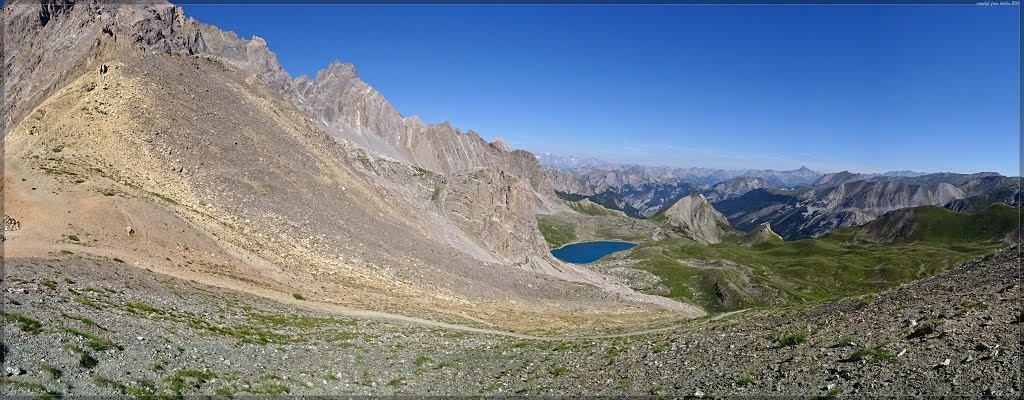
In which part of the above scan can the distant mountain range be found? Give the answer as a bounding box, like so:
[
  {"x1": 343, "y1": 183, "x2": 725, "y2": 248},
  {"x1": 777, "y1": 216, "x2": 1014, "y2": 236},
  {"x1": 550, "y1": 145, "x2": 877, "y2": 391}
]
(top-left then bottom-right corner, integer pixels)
[{"x1": 539, "y1": 153, "x2": 1019, "y2": 239}]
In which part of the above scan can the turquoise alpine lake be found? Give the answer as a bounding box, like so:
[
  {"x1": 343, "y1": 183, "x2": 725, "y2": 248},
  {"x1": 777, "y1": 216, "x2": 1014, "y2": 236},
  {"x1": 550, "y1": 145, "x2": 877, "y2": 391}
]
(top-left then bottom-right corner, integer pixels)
[{"x1": 550, "y1": 241, "x2": 637, "y2": 264}]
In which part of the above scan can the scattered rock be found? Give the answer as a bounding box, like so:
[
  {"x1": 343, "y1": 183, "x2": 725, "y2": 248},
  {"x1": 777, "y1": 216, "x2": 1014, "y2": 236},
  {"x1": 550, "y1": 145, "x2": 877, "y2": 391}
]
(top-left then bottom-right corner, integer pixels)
[{"x1": 3, "y1": 215, "x2": 21, "y2": 231}]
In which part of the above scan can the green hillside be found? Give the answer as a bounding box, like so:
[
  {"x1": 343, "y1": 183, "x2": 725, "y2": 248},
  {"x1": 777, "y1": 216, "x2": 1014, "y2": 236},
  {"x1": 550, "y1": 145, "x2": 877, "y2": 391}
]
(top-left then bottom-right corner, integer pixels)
[{"x1": 612, "y1": 205, "x2": 1020, "y2": 313}]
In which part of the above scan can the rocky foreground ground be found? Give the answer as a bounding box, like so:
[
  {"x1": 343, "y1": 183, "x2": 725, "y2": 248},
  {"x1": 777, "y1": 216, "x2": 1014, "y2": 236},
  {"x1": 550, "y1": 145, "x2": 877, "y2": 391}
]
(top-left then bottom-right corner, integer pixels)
[{"x1": 2, "y1": 247, "x2": 1020, "y2": 397}]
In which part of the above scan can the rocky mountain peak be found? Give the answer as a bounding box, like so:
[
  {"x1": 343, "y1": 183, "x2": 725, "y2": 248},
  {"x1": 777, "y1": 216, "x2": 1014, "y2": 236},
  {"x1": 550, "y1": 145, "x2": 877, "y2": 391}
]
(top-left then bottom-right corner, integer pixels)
[
  {"x1": 660, "y1": 194, "x2": 731, "y2": 244},
  {"x1": 490, "y1": 137, "x2": 512, "y2": 152},
  {"x1": 739, "y1": 222, "x2": 784, "y2": 247},
  {"x1": 249, "y1": 34, "x2": 267, "y2": 47},
  {"x1": 38, "y1": 0, "x2": 75, "y2": 27}
]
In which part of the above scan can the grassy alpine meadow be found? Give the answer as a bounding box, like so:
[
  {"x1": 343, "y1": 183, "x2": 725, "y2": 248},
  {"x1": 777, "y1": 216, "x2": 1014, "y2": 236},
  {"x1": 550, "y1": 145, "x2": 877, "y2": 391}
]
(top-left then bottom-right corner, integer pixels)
[
  {"x1": 613, "y1": 204, "x2": 1019, "y2": 313},
  {"x1": 537, "y1": 215, "x2": 579, "y2": 249}
]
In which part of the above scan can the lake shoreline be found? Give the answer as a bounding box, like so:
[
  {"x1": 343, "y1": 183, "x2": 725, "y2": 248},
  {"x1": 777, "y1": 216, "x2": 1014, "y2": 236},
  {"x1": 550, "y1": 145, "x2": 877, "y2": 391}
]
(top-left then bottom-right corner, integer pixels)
[
  {"x1": 550, "y1": 239, "x2": 637, "y2": 252},
  {"x1": 550, "y1": 240, "x2": 638, "y2": 264}
]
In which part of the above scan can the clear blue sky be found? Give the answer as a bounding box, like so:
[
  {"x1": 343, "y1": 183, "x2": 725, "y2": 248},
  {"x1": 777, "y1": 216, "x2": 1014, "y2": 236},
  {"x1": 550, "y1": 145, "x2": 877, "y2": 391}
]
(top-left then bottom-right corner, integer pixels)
[{"x1": 180, "y1": 4, "x2": 1020, "y2": 175}]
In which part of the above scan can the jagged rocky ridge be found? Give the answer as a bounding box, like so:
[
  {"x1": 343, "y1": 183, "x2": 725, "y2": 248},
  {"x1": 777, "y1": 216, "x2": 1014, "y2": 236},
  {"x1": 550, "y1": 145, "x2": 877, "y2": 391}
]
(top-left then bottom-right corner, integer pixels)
[
  {"x1": 2, "y1": 0, "x2": 574, "y2": 263},
  {"x1": 704, "y1": 176, "x2": 776, "y2": 202},
  {"x1": 544, "y1": 162, "x2": 822, "y2": 217},
  {"x1": 656, "y1": 194, "x2": 732, "y2": 245},
  {"x1": 2, "y1": 0, "x2": 695, "y2": 329},
  {"x1": 716, "y1": 172, "x2": 1018, "y2": 240}
]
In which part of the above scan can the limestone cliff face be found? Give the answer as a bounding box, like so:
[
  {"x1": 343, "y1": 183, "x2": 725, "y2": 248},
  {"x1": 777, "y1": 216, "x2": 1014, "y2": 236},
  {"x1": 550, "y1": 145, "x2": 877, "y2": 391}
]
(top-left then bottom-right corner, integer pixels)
[
  {"x1": 2, "y1": 0, "x2": 568, "y2": 268},
  {"x1": 439, "y1": 169, "x2": 551, "y2": 264},
  {"x1": 3, "y1": 0, "x2": 297, "y2": 135},
  {"x1": 705, "y1": 176, "x2": 775, "y2": 202},
  {"x1": 661, "y1": 194, "x2": 731, "y2": 245},
  {"x1": 820, "y1": 180, "x2": 964, "y2": 215},
  {"x1": 545, "y1": 168, "x2": 595, "y2": 196},
  {"x1": 852, "y1": 208, "x2": 918, "y2": 243},
  {"x1": 717, "y1": 176, "x2": 972, "y2": 240}
]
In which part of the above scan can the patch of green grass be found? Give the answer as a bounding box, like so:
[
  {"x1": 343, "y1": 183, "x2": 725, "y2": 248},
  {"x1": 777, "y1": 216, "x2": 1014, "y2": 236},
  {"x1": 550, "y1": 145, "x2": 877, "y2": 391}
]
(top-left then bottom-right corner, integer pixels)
[
  {"x1": 737, "y1": 373, "x2": 754, "y2": 386},
  {"x1": 189, "y1": 321, "x2": 288, "y2": 345},
  {"x1": 39, "y1": 364, "x2": 62, "y2": 380},
  {"x1": 621, "y1": 204, "x2": 1016, "y2": 313},
  {"x1": 907, "y1": 320, "x2": 941, "y2": 339},
  {"x1": 536, "y1": 215, "x2": 577, "y2": 249},
  {"x1": 651, "y1": 342, "x2": 670, "y2": 353},
  {"x1": 776, "y1": 331, "x2": 807, "y2": 347},
  {"x1": 511, "y1": 341, "x2": 530, "y2": 349},
  {"x1": 567, "y1": 200, "x2": 623, "y2": 216},
  {"x1": 64, "y1": 327, "x2": 120, "y2": 351},
  {"x1": 431, "y1": 185, "x2": 443, "y2": 202},
  {"x1": 551, "y1": 366, "x2": 570, "y2": 376},
  {"x1": 39, "y1": 279, "x2": 58, "y2": 290},
  {"x1": 412, "y1": 165, "x2": 431, "y2": 177},
  {"x1": 356, "y1": 153, "x2": 372, "y2": 168},
  {"x1": 845, "y1": 345, "x2": 897, "y2": 362},
  {"x1": 65, "y1": 345, "x2": 98, "y2": 369},
  {"x1": 1, "y1": 378, "x2": 53, "y2": 395},
  {"x1": 604, "y1": 346, "x2": 622, "y2": 363},
  {"x1": 125, "y1": 380, "x2": 158, "y2": 398},
  {"x1": 2, "y1": 311, "x2": 43, "y2": 333},
  {"x1": 72, "y1": 295, "x2": 102, "y2": 309},
  {"x1": 325, "y1": 373, "x2": 339, "y2": 382},
  {"x1": 292, "y1": 293, "x2": 305, "y2": 301},
  {"x1": 413, "y1": 354, "x2": 432, "y2": 375},
  {"x1": 247, "y1": 312, "x2": 355, "y2": 329},
  {"x1": 166, "y1": 369, "x2": 216, "y2": 395},
  {"x1": 615, "y1": 378, "x2": 632, "y2": 390},
  {"x1": 831, "y1": 335, "x2": 857, "y2": 348},
  {"x1": 91, "y1": 374, "x2": 127, "y2": 393},
  {"x1": 124, "y1": 302, "x2": 164, "y2": 314},
  {"x1": 387, "y1": 377, "x2": 404, "y2": 387}
]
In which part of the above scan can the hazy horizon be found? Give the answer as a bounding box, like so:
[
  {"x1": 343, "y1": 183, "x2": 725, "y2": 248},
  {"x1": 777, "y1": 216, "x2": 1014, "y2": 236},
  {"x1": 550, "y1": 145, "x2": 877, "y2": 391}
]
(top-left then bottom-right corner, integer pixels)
[
  {"x1": 532, "y1": 150, "x2": 1015, "y2": 176},
  {"x1": 182, "y1": 4, "x2": 1020, "y2": 176}
]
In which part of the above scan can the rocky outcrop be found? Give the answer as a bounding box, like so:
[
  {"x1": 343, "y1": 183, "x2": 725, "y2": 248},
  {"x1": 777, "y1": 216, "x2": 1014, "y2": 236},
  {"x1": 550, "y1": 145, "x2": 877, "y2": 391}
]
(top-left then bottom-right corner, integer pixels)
[
  {"x1": 659, "y1": 194, "x2": 731, "y2": 244},
  {"x1": 439, "y1": 168, "x2": 551, "y2": 264},
  {"x1": 3, "y1": 0, "x2": 295, "y2": 136},
  {"x1": 822, "y1": 180, "x2": 964, "y2": 212},
  {"x1": 945, "y1": 176, "x2": 1021, "y2": 213},
  {"x1": 738, "y1": 222, "x2": 783, "y2": 246},
  {"x1": 290, "y1": 62, "x2": 558, "y2": 196},
  {"x1": 745, "y1": 165, "x2": 821, "y2": 188},
  {"x1": 3, "y1": 0, "x2": 567, "y2": 268},
  {"x1": 543, "y1": 161, "x2": 820, "y2": 218},
  {"x1": 546, "y1": 168, "x2": 595, "y2": 196},
  {"x1": 3, "y1": 215, "x2": 22, "y2": 232},
  {"x1": 812, "y1": 171, "x2": 868, "y2": 189},
  {"x1": 853, "y1": 208, "x2": 918, "y2": 243},
  {"x1": 705, "y1": 176, "x2": 775, "y2": 202},
  {"x1": 716, "y1": 178, "x2": 968, "y2": 240}
]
